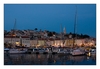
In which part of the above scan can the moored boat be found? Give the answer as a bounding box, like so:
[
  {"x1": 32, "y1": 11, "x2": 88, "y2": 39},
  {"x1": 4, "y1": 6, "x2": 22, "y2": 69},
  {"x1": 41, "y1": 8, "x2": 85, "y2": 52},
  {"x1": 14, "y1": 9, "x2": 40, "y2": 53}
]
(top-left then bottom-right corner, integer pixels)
[
  {"x1": 4, "y1": 48, "x2": 10, "y2": 53},
  {"x1": 70, "y1": 49, "x2": 85, "y2": 56},
  {"x1": 90, "y1": 48, "x2": 96, "y2": 56},
  {"x1": 58, "y1": 48, "x2": 65, "y2": 54},
  {"x1": 8, "y1": 48, "x2": 27, "y2": 54}
]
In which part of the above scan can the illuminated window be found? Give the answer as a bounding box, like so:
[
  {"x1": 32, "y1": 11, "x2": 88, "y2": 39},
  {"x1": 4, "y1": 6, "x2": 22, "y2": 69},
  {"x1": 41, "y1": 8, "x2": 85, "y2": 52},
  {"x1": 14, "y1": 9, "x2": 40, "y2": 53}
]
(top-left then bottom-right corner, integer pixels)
[{"x1": 15, "y1": 41, "x2": 20, "y2": 46}]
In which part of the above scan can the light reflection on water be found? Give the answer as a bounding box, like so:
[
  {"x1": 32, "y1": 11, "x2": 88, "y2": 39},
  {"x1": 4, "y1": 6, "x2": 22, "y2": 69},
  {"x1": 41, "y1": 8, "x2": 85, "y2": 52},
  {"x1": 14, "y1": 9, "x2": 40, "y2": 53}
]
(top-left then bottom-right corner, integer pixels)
[{"x1": 4, "y1": 54, "x2": 96, "y2": 65}]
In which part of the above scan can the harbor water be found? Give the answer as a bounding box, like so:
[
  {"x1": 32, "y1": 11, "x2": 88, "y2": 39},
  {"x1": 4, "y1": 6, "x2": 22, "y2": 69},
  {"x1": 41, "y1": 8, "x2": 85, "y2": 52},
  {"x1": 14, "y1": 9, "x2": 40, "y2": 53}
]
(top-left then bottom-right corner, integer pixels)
[{"x1": 4, "y1": 53, "x2": 96, "y2": 65}]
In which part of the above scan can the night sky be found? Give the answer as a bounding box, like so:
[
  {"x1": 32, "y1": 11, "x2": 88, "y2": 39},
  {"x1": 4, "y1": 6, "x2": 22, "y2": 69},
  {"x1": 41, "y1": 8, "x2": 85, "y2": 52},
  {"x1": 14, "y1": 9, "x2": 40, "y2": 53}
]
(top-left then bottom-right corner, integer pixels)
[{"x1": 4, "y1": 4, "x2": 96, "y2": 37}]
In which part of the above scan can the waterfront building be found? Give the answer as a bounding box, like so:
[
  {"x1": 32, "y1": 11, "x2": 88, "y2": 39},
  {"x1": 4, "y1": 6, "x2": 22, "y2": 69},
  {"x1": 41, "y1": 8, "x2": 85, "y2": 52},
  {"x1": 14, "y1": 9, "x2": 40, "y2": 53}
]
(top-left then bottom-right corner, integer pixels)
[
  {"x1": 21, "y1": 36, "x2": 30, "y2": 47},
  {"x1": 65, "y1": 39, "x2": 74, "y2": 46},
  {"x1": 74, "y1": 38, "x2": 96, "y2": 46},
  {"x1": 4, "y1": 29, "x2": 96, "y2": 48},
  {"x1": 4, "y1": 35, "x2": 30, "y2": 47},
  {"x1": 54, "y1": 40, "x2": 63, "y2": 47},
  {"x1": 4, "y1": 36, "x2": 95, "y2": 48},
  {"x1": 30, "y1": 40, "x2": 38, "y2": 47},
  {"x1": 38, "y1": 40, "x2": 45, "y2": 46}
]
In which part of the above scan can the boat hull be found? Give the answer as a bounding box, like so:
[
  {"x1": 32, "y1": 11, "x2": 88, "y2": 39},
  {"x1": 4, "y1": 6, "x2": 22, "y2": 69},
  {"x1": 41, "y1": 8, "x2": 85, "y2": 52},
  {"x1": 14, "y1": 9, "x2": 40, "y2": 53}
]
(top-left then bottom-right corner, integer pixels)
[
  {"x1": 8, "y1": 51, "x2": 26, "y2": 54},
  {"x1": 70, "y1": 49, "x2": 85, "y2": 56},
  {"x1": 8, "y1": 49, "x2": 27, "y2": 54}
]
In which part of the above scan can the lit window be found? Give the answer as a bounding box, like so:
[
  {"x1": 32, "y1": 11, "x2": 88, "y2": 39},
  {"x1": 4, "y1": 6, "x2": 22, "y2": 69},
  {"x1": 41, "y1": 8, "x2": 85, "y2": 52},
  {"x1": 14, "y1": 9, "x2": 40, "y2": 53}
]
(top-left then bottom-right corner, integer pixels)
[{"x1": 16, "y1": 41, "x2": 20, "y2": 46}]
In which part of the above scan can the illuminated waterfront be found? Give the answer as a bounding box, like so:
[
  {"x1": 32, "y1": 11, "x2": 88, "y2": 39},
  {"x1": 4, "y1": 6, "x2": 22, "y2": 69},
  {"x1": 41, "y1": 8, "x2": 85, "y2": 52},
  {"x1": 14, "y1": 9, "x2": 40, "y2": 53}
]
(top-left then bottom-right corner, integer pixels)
[{"x1": 4, "y1": 53, "x2": 96, "y2": 65}]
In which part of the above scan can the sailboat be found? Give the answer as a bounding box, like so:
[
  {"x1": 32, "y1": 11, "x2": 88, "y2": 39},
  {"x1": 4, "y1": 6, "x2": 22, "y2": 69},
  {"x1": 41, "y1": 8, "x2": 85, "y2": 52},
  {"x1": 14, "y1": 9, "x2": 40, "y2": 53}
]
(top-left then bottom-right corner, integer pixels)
[
  {"x1": 70, "y1": 6, "x2": 85, "y2": 56},
  {"x1": 8, "y1": 19, "x2": 27, "y2": 54}
]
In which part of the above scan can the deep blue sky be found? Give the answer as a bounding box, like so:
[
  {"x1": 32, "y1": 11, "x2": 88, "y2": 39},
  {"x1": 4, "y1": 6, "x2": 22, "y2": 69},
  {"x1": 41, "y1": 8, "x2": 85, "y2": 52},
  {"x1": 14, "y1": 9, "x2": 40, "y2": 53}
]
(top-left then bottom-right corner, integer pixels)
[{"x1": 4, "y1": 4, "x2": 96, "y2": 37}]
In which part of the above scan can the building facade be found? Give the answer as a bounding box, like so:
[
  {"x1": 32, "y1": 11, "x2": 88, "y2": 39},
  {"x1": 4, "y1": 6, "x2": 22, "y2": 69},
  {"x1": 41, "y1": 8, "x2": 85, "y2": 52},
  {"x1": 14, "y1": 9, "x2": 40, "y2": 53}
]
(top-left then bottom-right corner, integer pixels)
[{"x1": 4, "y1": 36, "x2": 30, "y2": 47}]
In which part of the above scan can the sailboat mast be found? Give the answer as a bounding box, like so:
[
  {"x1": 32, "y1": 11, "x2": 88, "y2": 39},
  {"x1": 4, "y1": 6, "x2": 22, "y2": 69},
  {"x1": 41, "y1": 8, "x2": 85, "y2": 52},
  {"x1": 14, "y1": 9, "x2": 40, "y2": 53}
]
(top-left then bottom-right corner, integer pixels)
[
  {"x1": 11, "y1": 19, "x2": 16, "y2": 48},
  {"x1": 60, "y1": 24, "x2": 63, "y2": 47},
  {"x1": 13, "y1": 19, "x2": 16, "y2": 35},
  {"x1": 73, "y1": 5, "x2": 77, "y2": 47}
]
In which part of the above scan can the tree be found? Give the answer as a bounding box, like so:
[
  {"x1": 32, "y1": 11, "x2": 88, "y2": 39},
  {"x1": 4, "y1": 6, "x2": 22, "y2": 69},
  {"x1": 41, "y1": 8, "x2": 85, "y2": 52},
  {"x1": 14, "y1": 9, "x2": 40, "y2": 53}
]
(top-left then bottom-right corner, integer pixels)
[
  {"x1": 52, "y1": 31, "x2": 56, "y2": 35},
  {"x1": 69, "y1": 32, "x2": 72, "y2": 35},
  {"x1": 34, "y1": 28, "x2": 38, "y2": 31},
  {"x1": 83, "y1": 34, "x2": 90, "y2": 38},
  {"x1": 48, "y1": 32, "x2": 53, "y2": 37},
  {"x1": 80, "y1": 34, "x2": 83, "y2": 38}
]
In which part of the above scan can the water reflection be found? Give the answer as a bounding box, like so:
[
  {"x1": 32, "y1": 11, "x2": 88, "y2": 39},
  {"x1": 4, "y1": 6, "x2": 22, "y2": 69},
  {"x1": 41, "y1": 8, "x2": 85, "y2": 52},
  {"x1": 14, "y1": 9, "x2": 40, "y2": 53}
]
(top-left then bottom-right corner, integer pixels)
[{"x1": 4, "y1": 54, "x2": 96, "y2": 65}]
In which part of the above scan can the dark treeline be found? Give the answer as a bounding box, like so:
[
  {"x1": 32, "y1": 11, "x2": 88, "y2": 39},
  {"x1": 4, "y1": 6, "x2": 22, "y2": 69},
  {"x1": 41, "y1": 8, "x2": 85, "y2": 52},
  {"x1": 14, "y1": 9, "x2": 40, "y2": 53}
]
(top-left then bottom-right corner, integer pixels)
[{"x1": 4, "y1": 29, "x2": 90, "y2": 39}]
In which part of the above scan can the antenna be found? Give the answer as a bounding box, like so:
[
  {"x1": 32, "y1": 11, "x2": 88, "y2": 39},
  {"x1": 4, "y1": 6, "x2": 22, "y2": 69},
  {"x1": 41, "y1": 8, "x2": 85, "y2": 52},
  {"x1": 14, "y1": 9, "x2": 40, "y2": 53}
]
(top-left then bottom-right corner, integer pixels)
[
  {"x1": 73, "y1": 5, "x2": 77, "y2": 46},
  {"x1": 60, "y1": 24, "x2": 63, "y2": 34},
  {"x1": 11, "y1": 19, "x2": 17, "y2": 48},
  {"x1": 76, "y1": 5, "x2": 77, "y2": 40},
  {"x1": 13, "y1": 19, "x2": 16, "y2": 30},
  {"x1": 12, "y1": 19, "x2": 16, "y2": 36},
  {"x1": 60, "y1": 24, "x2": 63, "y2": 47}
]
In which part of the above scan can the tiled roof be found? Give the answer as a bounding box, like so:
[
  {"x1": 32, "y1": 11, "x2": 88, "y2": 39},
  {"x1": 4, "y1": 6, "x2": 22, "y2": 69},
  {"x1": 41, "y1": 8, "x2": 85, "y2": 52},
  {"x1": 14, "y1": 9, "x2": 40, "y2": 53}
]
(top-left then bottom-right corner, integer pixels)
[{"x1": 4, "y1": 36, "x2": 29, "y2": 38}]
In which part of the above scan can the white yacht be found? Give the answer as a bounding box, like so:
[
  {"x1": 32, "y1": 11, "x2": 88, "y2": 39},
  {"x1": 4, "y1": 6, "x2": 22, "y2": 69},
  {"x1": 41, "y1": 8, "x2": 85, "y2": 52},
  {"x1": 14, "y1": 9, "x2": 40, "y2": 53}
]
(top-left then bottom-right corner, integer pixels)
[
  {"x1": 70, "y1": 49, "x2": 85, "y2": 56},
  {"x1": 8, "y1": 48, "x2": 27, "y2": 54}
]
